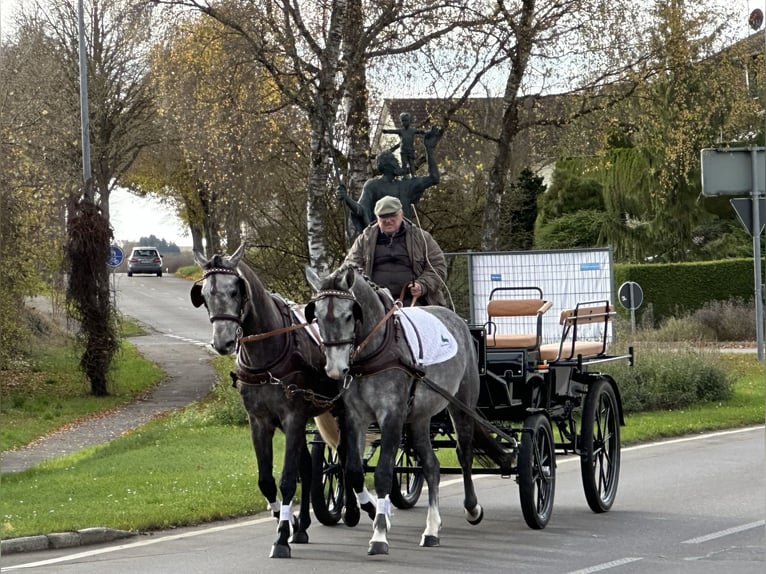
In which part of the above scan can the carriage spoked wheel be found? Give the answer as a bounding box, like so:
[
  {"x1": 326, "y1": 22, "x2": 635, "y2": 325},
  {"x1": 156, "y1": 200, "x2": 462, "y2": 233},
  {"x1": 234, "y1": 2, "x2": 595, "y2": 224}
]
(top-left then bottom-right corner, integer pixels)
[
  {"x1": 579, "y1": 378, "x2": 621, "y2": 513},
  {"x1": 310, "y1": 438, "x2": 344, "y2": 525},
  {"x1": 518, "y1": 413, "x2": 556, "y2": 529},
  {"x1": 389, "y1": 445, "x2": 424, "y2": 509}
]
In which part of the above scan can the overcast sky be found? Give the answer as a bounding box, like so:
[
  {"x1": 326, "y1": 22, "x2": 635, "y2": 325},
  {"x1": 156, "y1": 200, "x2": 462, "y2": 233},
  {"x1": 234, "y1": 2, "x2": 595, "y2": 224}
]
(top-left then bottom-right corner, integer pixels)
[{"x1": 110, "y1": 188, "x2": 189, "y2": 247}]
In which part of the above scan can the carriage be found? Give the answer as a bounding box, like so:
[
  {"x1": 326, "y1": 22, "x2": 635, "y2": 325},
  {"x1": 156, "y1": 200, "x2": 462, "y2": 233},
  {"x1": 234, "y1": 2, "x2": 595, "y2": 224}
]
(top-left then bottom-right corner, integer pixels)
[
  {"x1": 309, "y1": 283, "x2": 634, "y2": 532},
  {"x1": 193, "y1": 246, "x2": 634, "y2": 558}
]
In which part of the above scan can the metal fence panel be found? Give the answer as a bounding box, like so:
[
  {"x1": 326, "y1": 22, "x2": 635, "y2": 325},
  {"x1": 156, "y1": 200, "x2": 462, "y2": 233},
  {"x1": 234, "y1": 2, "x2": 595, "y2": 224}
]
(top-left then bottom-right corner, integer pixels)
[{"x1": 445, "y1": 248, "x2": 614, "y2": 344}]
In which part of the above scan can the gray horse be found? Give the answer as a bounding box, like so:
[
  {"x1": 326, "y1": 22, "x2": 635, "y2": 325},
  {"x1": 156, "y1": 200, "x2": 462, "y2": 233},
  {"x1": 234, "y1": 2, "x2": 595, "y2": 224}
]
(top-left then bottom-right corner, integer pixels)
[
  {"x1": 305, "y1": 265, "x2": 513, "y2": 556},
  {"x1": 191, "y1": 244, "x2": 342, "y2": 558}
]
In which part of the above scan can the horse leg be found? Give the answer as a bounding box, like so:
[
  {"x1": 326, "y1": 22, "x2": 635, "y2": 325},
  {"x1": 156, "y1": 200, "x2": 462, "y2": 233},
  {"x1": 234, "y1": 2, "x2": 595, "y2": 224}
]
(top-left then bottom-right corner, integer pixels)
[
  {"x1": 248, "y1": 417, "x2": 279, "y2": 518},
  {"x1": 452, "y1": 409, "x2": 483, "y2": 525},
  {"x1": 368, "y1": 414, "x2": 405, "y2": 555},
  {"x1": 290, "y1": 442, "x2": 313, "y2": 544},
  {"x1": 270, "y1": 418, "x2": 306, "y2": 559},
  {"x1": 340, "y1": 415, "x2": 368, "y2": 527},
  {"x1": 409, "y1": 416, "x2": 443, "y2": 547}
]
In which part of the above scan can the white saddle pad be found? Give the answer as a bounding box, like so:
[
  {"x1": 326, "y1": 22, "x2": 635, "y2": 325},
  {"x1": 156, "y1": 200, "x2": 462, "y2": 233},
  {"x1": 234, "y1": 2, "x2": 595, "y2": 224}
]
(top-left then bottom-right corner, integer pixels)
[{"x1": 396, "y1": 307, "x2": 458, "y2": 366}]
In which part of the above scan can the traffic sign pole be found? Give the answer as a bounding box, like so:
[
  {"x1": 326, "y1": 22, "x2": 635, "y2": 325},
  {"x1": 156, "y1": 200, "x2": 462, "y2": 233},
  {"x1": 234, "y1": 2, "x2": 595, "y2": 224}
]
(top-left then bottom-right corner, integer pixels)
[
  {"x1": 618, "y1": 281, "x2": 643, "y2": 334},
  {"x1": 751, "y1": 149, "x2": 764, "y2": 361},
  {"x1": 107, "y1": 245, "x2": 124, "y2": 313}
]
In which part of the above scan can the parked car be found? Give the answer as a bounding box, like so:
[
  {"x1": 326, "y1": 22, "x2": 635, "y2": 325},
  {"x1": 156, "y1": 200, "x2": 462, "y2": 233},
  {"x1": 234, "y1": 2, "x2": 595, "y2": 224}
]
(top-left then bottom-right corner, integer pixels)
[{"x1": 127, "y1": 246, "x2": 163, "y2": 277}]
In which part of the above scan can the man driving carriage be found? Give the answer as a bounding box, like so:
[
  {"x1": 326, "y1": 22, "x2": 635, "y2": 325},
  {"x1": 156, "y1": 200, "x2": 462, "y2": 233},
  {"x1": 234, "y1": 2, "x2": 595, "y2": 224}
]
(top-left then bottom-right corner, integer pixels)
[{"x1": 343, "y1": 195, "x2": 448, "y2": 307}]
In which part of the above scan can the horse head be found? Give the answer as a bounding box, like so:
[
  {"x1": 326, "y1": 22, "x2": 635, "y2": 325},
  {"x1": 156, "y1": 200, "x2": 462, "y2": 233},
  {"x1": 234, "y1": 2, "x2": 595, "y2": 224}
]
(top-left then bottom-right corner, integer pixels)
[
  {"x1": 305, "y1": 265, "x2": 364, "y2": 380},
  {"x1": 191, "y1": 243, "x2": 249, "y2": 355}
]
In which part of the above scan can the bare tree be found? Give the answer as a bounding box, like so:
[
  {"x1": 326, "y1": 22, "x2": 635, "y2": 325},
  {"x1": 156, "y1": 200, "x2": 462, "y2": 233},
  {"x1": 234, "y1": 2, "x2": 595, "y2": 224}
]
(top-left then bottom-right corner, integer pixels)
[{"x1": 149, "y1": 0, "x2": 493, "y2": 269}]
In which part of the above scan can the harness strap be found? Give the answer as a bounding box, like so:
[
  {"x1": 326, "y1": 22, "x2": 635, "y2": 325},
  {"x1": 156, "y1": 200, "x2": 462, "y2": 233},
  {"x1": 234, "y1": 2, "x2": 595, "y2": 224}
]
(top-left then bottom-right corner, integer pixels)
[{"x1": 351, "y1": 300, "x2": 401, "y2": 360}]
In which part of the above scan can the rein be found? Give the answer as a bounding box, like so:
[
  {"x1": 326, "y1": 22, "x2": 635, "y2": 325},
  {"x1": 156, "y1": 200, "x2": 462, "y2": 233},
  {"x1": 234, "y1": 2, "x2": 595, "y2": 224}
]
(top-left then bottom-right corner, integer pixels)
[
  {"x1": 352, "y1": 300, "x2": 399, "y2": 361},
  {"x1": 239, "y1": 322, "x2": 312, "y2": 344}
]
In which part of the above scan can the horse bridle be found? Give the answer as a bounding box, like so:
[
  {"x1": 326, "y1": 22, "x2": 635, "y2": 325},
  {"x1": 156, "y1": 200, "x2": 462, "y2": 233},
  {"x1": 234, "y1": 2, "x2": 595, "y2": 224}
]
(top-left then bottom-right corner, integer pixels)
[
  {"x1": 309, "y1": 289, "x2": 360, "y2": 348},
  {"x1": 309, "y1": 287, "x2": 400, "y2": 360},
  {"x1": 197, "y1": 267, "x2": 250, "y2": 325}
]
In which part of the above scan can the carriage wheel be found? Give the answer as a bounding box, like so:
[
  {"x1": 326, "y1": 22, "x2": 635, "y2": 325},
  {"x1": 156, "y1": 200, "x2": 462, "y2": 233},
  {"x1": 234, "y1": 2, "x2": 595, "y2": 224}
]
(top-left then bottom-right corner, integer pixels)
[
  {"x1": 310, "y1": 439, "x2": 344, "y2": 525},
  {"x1": 389, "y1": 445, "x2": 424, "y2": 509},
  {"x1": 580, "y1": 378, "x2": 621, "y2": 513},
  {"x1": 518, "y1": 413, "x2": 555, "y2": 529}
]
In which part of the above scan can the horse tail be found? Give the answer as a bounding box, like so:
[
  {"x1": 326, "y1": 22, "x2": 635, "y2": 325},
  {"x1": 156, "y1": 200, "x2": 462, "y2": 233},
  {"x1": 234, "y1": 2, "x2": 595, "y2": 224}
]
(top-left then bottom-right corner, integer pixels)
[
  {"x1": 314, "y1": 411, "x2": 339, "y2": 450},
  {"x1": 471, "y1": 422, "x2": 514, "y2": 474}
]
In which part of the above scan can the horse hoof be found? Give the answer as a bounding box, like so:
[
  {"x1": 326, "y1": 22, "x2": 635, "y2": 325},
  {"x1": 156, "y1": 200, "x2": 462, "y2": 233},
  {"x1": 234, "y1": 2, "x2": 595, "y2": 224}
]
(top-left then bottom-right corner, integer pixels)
[
  {"x1": 368, "y1": 541, "x2": 389, "y2": 555},
  {"x1": 420, "y1": 534, "x2": 440, "y2": 547},
  {"x1": 344, "y1": 505, "x2": 360, "y2": 527},
  {"x1": 360, "y1": 501, "x2": 376, "y2": 520},
  {"x1": 290, "y1": 531, "x2": 309, "y2": 544},
  {"x1": 466, "y1": 505, "x2": 484, "y2": 525},
  {"x1": 269, "y1": 543, "x2": 291, "y2": 558}
]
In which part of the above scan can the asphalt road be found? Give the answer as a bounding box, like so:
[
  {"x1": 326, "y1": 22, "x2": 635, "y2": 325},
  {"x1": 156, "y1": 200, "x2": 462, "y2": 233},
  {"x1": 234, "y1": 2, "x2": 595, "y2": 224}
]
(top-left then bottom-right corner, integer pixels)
[
  {"x1": 3, "y1": 275, "x2": 764, "y2": 573},
  {"x1": 2, "y1": 428, "x2": 763, "y2": 573}
]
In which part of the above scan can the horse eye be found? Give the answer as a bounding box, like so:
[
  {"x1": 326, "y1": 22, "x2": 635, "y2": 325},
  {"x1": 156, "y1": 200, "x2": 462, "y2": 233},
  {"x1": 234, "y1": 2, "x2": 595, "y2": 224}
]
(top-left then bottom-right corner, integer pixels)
[{"x1": 230, "y1": 289, "x2": 239, "y2": 299}]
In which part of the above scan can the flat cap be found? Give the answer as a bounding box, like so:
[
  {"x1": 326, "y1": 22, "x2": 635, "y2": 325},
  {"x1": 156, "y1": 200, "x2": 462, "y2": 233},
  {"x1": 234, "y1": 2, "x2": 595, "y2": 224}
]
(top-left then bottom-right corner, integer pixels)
[{"x1": 374, "y1": 195, "x2": 403, "y2": 216}]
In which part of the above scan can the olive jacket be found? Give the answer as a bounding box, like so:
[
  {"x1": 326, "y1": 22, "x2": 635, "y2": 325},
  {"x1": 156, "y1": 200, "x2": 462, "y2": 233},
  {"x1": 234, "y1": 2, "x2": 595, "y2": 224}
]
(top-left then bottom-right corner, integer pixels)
[{"x1": 344, "y1": 219, "x2": 448, "y2": 307}]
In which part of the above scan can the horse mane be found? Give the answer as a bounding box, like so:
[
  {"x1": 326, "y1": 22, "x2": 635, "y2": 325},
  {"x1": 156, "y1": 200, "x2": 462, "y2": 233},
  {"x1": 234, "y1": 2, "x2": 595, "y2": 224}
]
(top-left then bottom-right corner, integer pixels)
[{"x1": 325, "y1": 264, "x2": 394, "y2": 303}]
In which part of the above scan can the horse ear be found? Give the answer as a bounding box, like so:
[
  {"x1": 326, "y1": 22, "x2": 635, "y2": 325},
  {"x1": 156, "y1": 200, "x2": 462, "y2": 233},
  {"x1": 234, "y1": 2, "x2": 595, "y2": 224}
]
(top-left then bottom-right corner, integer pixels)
[
  {"x1": 228, "y1": 243, "x2": 246, "y2": 266},
  {"x1": 305, "y1": 266, "x2": 322, "y2": 292},
  {"x1": 341, "y1": 266, "x2": 356, "y2": 289},
  {"x1": 193, "y1": 250, "x2": 208, "y2": 268},
  {"x1": 190, "y1": 283, "x2": 205, "y2": 308},
  {"x1": 304, "y1": 301, "x2": 316, "y2": 323}
]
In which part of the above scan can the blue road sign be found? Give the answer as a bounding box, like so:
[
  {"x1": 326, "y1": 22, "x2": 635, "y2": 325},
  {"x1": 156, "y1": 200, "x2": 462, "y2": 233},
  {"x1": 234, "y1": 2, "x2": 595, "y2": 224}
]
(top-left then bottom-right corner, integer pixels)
[{"x1": 107, "y1": 245, "x2": 124, "y2": 267}]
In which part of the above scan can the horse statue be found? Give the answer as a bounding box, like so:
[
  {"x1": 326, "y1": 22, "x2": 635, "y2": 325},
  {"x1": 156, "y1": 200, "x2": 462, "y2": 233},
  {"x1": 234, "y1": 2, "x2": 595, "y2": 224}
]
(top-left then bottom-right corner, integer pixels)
[
  {"x1": 305, "y1": 265, "x2": 514, "y2": 556},
  {"x1": 191, "y1": 244, "x2": 351, "y2": 558}
]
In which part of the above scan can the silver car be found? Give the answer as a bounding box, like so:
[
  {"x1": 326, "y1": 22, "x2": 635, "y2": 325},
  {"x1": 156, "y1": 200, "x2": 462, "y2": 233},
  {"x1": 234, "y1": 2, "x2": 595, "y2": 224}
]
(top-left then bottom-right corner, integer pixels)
[{"x1": 127, "y1": 246, "x2": 163, "y2": 277}]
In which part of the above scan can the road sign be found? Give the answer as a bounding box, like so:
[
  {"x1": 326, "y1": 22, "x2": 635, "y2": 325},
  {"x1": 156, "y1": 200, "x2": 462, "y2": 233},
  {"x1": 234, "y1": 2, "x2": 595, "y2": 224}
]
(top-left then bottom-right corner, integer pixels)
[
  {"x1": 618, "y1": 281, "x2": 643, "y2": 311},
  {"x1": 730, "y1": 197, "x2": 766, "y2": 236},
  {"x1": 107, "y1": 245, "x2": 124, "y2": 267},
  {"x1": 700, "y1": 147, "x2": 765, "y2": 196}
]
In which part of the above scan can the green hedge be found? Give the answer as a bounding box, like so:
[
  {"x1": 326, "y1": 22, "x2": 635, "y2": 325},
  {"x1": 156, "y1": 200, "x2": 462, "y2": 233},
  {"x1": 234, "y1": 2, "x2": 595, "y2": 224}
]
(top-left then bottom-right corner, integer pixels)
[{"x1": 614, "y1": 258, "x2": 759, "y2": 325}]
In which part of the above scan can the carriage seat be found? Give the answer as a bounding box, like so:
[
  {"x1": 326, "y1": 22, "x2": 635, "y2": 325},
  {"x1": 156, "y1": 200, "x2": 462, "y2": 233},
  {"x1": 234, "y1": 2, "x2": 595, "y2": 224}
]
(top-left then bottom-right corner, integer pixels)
[
  {"x1": 539, "y1": 302, "x2": 613, "y2": 362},
  {"x1": 485, "y1": 298, "x2": 553, "y2": 349}
]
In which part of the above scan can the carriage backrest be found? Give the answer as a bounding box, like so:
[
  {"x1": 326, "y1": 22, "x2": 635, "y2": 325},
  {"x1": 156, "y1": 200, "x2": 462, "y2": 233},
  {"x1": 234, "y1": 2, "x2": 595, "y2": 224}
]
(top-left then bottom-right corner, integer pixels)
[
  {"x1": 538, "y1": 301, "x2": 613, "y2": 362},
  {"x1": 485, "y1": 287, "x2": 552, "y2": 350}
]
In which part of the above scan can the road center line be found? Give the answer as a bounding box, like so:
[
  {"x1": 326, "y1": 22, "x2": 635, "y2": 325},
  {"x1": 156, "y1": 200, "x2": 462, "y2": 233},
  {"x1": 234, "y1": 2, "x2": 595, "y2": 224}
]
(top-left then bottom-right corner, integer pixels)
[
  {"x1": 681, "y1": 520, "x2": 765, "y2": 544},
  {"x1": 565, "y1": 556, "x2": 643, "y2": 574}
]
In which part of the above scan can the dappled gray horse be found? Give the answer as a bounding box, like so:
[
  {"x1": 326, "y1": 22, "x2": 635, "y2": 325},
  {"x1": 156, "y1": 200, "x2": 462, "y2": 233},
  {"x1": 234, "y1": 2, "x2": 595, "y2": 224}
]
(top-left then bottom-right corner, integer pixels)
[
  {"x1": 305, "y1": 265, "x2": 513, "y2": 556},
  {"x1": 191, "y1": 244, "x2": 340, "y2": 559}
]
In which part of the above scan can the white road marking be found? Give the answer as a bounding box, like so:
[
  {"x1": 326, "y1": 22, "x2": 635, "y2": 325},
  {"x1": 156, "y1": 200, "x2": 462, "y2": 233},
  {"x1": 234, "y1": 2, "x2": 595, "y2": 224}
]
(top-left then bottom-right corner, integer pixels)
[
  {"x1": 3, "y1": 516, "x2": 274, "y2": 570},
  {"x1": 681, "y1": 520, "x2": 765, "y2": 544},
  {"x1": 565, "y1": 557, "x2": 643, "y2": 574}
]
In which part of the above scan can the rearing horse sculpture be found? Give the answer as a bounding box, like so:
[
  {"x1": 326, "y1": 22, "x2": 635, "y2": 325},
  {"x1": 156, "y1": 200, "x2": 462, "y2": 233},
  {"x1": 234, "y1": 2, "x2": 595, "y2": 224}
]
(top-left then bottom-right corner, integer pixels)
[{"x1": 191, "y1": 244, "x2": 341, "y2": 559}]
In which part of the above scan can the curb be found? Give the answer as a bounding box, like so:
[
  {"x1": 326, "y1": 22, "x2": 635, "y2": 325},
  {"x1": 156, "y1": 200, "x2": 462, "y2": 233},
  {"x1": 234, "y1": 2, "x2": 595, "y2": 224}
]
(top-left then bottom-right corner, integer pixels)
[{"x1": 1, "y1": 527, "x2": 136, "y2": 555}]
